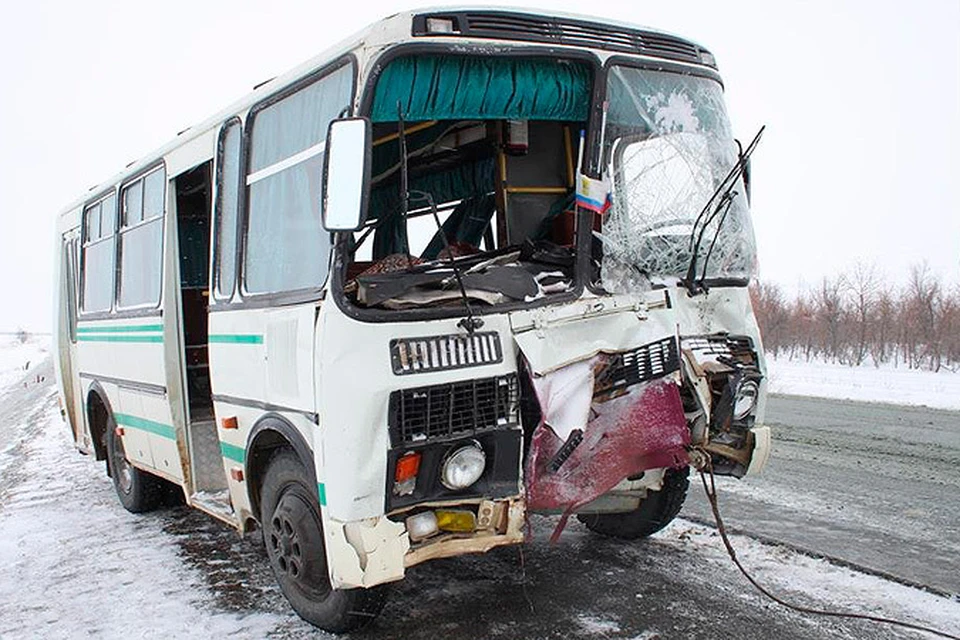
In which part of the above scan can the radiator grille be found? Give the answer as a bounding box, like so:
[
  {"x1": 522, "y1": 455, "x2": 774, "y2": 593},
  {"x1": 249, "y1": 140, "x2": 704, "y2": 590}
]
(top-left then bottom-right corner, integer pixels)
[
  {"x1": 388, "y1": 374, "x2": 519, "y2": 445},
  {"x1": 596, "y1": 337, "x2": 680, "y2": 396},
  {"x1": 412, "y1": 12, "x2": 708, "y2": 66},
  {"x1": 682, "y1": 335, "x2": 757, "y2": 367},
  {"x1": 391, "y1": 332, "x2": 503, "y2": 375}
]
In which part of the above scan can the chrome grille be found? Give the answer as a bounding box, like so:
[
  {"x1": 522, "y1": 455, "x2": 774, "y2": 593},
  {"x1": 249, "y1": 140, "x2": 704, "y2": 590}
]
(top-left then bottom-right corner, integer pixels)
[
  {"x1": 390, "y1": 332, "x2": 503, "y2": 375},
  {"x1": 388, "y1": 374, "x2": 519, "y2": 445}
]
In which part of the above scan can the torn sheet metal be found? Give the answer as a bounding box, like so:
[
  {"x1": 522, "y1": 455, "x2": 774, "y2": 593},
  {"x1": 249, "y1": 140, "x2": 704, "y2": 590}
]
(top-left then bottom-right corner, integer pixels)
[
  {"x1": 510, "y1": 292, "x2": 674, "y2": 375},
  {"x1": 327, "y1": 515, "x2": 409, "y2": 589},
  {"x1": 524, "y1": 367, "x2": 690, "y2": 538},
  {"x1": 529, "y1": 358, "x2": 595, "y2": 442}
]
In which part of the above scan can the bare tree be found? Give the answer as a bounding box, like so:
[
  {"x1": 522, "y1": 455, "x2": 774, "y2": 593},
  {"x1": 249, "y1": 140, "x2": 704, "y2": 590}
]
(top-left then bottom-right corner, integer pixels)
[
  {"x1": 750, "y1": 280, "x2": 789, "y2": 356},
  {"x1": 905, "y1": 263, "x2": 943, "y2": 371},
  {"x1": 844, "y1": 263, "x2": 879, "y2": 366},
  {"x1": 814, "y1": 276, "x2": 845, "y2": 362}
]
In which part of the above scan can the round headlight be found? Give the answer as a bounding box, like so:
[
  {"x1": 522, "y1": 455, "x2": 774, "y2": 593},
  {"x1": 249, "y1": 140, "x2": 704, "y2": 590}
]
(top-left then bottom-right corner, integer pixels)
[
  {"x1": 440, "y1": 442, "x2": 486, "y2": 490},
  {"x1": 733, "y1": 379, "x2": 760, "y2": 420}
]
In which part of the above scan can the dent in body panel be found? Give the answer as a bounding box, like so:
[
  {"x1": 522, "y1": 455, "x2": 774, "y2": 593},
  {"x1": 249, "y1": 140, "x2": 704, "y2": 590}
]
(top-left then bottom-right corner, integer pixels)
[{"x1": 325, "y1": 515, "x2": 409, "y2": 589}]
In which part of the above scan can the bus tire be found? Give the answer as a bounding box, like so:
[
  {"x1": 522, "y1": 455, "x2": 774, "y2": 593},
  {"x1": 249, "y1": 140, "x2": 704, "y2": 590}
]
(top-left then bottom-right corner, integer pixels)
[
  {"x1": 106, "y1": 414, "x2": 163, "y2": 513},
  {"x1": 577, "y1": 467, "x2": 690, "y2": 539},
  {"x1": 260, "y1": 449, "x2": 388, "y2": 633}
]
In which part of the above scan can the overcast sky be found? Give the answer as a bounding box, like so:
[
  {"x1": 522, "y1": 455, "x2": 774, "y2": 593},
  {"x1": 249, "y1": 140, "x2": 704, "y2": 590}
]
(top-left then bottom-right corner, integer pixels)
[{"x1": 1, "y1": 0, "x2": 957, "y2": 331}]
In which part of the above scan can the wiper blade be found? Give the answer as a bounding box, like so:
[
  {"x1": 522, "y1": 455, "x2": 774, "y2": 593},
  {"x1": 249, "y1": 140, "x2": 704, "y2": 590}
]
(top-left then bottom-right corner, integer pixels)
[
  {"x1": 682, "y1": 126, "x2": 764, "y2": 295},
  {"x1": 408, "y1": 189, "x2": 484, "y2": 333}
]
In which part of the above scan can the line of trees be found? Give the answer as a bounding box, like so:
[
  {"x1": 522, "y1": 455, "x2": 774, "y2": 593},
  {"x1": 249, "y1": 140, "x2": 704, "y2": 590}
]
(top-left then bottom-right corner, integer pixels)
[{"x1": 750, "y1": 263, "x2": 960, "y2": 372}]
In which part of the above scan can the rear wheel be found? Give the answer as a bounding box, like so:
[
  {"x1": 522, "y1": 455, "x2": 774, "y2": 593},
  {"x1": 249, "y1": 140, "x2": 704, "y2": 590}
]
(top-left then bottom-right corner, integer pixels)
[
  {"x1": 260, "y1": 449, "x2": 389, "y2": 633},
  {"x1": 106, "y1": 415, "x2": 163, "y2": 513},
  {"x1": 577, "y1": 467, "x2": 690, "y2": 539}
]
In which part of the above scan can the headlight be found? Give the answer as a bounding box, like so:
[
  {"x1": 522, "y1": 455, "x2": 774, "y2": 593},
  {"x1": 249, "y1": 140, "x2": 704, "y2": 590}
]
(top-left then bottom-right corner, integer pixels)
[
  {"x1": 733, "y1": 379, "x2": 760, "y2": 420},
  {"x1": 440, "y1": 442, "x2": 486, "y2": 490}
]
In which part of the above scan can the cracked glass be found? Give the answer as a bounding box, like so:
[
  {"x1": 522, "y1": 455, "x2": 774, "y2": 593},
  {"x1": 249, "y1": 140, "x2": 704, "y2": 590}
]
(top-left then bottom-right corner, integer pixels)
[{"x1": 599, "y1": 66, "x2": 757, "y2": 292}]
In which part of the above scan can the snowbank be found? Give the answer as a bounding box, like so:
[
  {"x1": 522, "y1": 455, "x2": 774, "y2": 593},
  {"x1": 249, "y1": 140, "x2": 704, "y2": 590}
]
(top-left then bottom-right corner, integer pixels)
[
  {"x1": 0, "y1": 334, "x2": 50, "y2": 390},
  {"x1": 765, "y1": 355, "x2": 960, "y2": 410}
]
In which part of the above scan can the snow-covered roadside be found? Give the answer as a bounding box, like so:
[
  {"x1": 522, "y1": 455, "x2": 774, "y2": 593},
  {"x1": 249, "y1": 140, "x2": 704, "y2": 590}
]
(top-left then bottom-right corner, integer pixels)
[
  {"x1": 0, "y1": 335, "x2": 49, "y2": 391},
  {"x1": 765, "y1": 355, "x2": 960, "y2": 410},
  {"x1": 0, "y1": 403, "x2": 286, "y2": 639},
  {"x1": 654, "y1": 519, "x2": 960, "y2": 636}
]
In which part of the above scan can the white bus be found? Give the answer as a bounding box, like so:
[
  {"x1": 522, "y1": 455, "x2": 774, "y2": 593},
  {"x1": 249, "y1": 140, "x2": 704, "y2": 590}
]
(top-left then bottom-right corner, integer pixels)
[{"x1": 54, "y1": 8, "x2": 770, "y2": 632}]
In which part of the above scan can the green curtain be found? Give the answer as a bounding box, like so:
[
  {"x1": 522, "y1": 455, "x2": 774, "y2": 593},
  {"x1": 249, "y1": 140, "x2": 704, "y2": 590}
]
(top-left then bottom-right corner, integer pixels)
[
  {"x1": 370, "y1": 157, "x2": 496, "y2": 257},
  {"x1": 421, "y1": 194, "x2": 497, "y2": 259},
  {"x1": 371, "y1": 56, "x2": 591, "y2": 123}
]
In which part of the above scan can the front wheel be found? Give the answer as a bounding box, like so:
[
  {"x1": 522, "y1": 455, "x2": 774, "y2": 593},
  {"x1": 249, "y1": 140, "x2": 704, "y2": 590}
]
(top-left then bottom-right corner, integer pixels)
[
  {"x1": 106, "y1": 415, "x2": 162, "y2": 513},
  {"x1": 577, "y1": 467, "x2": 690, "y2": 539},
  {"x1": 260, "y1": 449, "x2": 389, "y2": 633}
]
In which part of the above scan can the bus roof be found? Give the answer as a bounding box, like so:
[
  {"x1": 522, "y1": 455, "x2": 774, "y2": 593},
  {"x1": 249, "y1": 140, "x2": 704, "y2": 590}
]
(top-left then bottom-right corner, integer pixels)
[{"x1": 57, "y1": 7, "x2": 710, "y2": 219}]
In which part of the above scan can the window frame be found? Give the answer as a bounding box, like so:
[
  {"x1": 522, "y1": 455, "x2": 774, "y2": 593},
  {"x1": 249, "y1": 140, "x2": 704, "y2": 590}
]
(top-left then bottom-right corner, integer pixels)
[
  {"x1": 211, "y1": 117, "x2": 243, "y2": 304},
  {"x1": 116, "y1": 162, "x2": 167, "y2": 312},
  {"x1": 235, "y1": 55, "x2": 357, "y2": 308},
  {"x1": 330, "y1": 42, "x2": 603, "y2": 324},
  {"x1": 78, "y1": 189, "x2": 118, "y2": 317}
]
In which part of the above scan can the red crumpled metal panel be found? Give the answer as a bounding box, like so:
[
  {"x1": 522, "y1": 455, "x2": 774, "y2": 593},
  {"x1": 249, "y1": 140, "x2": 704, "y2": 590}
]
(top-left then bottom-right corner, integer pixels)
[{"x1": 524, "y1": 369, "x2": 690, "y2": 540}]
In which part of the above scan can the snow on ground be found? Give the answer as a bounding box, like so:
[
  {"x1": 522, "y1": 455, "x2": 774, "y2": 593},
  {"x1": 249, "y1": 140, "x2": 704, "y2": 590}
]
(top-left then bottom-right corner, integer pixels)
[
  {"x1": 0, "y1": 402, "x2": 285, "y2": 639},
  {"x1": 654, "y1": 519, "x2": 960, "y2": 636},
  {"x1": 765, "y1": 355, "x2": 960, "y2": 410},
  {"x1": 0, "y1": 334, "x2": 49, "y2": 390},
  {"x1": 2, "y1": 341, "x2": 959, "y2": 639}
]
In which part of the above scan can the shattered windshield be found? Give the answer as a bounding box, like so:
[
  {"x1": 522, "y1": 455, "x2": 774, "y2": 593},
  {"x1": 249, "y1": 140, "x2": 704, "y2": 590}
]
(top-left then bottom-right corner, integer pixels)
[{"x1": 598, "y1": 65, "x2": 757, "y2": 291}]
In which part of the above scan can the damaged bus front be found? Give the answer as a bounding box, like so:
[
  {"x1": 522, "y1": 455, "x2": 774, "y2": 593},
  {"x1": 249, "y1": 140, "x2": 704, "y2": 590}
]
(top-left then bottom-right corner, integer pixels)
[{"x1": 307, "y1": 10, "x2": 771, "y2": 631}]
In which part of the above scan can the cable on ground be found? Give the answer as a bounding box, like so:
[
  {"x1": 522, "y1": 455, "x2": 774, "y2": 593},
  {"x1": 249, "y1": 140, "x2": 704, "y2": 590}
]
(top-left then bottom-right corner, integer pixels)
[{"x1": 699, "y1": 462, "x2": 959, "y2": 640}]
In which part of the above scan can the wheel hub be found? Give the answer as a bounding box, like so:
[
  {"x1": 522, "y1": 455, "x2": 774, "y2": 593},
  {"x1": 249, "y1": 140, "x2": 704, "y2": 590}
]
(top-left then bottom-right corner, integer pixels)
[
  {"x1": 269, "y1": 497, "x2": 311, "y2": 582},
  {"x1": 111, "y1": 435, "x2": 133, "y2": 494}
]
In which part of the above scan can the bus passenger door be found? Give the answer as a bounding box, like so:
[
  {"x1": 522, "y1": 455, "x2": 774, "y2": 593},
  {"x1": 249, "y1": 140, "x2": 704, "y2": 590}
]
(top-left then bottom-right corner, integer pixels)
[{"x1": 56, "y1": 230, "x2": 86, "y2": 449}]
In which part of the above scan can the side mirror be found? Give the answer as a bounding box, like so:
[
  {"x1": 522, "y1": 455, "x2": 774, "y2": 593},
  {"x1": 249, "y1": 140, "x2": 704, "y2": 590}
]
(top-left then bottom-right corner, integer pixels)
[{"x1": 321, "y1": 117, "x2": 371, "y2": 231}]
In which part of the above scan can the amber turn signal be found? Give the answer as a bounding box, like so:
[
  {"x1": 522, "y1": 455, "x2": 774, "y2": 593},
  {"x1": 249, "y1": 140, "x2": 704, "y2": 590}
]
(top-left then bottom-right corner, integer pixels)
[
  {"x1": 395, "y1": 452, "x2": 422, "y2": 483},
  {"x1": 393, "y1": 452, "x2": 422, "y2": 497}
]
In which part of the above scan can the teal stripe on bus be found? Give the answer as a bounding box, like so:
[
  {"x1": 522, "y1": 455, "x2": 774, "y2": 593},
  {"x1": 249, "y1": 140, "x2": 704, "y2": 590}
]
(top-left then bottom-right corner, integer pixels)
[
  {"x1": 114, "y1": 413, "x2": 176, "y2": 440},
  {"x1": 77, "y1": 324, "x2": 163, "y2": 333},
  {"x1": 209, "y1": 334, "x2": 263, "y2": 344},
  {"x1": 78, "y1": 334, "x2": 163, "y2": 343},
  {"x1": 317, "y1": 482, "x2": 327, "y2": 506},
  {"x1": 220, "y1": 442, "x2": 246, "y2": 463}
]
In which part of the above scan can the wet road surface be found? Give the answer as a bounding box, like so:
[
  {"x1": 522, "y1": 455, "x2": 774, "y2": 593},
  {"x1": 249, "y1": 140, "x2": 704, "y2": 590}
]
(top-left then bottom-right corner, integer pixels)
[
  {"x1": 683, "y1": 394, "x2": 960, "y2": 596},
  {"x1": 1, "y1": 362, "x2": 957, "y2": 639}
]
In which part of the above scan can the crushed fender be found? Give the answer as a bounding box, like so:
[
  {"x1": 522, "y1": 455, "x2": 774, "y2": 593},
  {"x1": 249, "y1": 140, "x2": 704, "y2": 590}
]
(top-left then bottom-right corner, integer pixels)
[{"x1": 524, "y1": 357, "x2": 690, "y2": 542}]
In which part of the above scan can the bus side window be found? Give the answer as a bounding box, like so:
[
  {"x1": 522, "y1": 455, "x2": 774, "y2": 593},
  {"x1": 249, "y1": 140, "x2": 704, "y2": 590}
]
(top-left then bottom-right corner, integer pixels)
[
  {"x1": 213, "y1": 119, "x2": 242, "y2": 301},
  {"x1": 118, "y1": 167, "x2": 165, "y2": 309},
  {"x1": 243, "y1": 63, "x2": 353, "y2": 295},
  {"x1": 80, "y1": 193, "x2": 116, "y2": 314}
]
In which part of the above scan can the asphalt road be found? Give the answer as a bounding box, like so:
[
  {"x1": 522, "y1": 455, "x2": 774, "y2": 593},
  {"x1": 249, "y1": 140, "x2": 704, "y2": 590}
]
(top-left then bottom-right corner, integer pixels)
[
  {"x1": 682, "y1": 394, "x2": 960, "y2": 596},
  {"x1": 1, "y1": 361, "x2": 957, "y2": 639}
]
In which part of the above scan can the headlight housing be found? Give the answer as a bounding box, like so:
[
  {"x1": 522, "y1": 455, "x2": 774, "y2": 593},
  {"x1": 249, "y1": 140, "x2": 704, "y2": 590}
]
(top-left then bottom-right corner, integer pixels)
[
  {"x1": 440, "y1": 442, "x2": 486, "y2": 490},
  {"x1": 733, "y1": 379, "x2": 760, "y2": 420}
]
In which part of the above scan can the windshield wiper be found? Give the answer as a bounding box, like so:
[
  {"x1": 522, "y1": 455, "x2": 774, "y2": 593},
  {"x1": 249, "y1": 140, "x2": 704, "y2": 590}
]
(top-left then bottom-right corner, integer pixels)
[
  {"x1": 396, "y1": 106, "x2": 482, "y2": 334},
  {"x1": 682, "y1": 126, "x2": 764, "y2": 295}
]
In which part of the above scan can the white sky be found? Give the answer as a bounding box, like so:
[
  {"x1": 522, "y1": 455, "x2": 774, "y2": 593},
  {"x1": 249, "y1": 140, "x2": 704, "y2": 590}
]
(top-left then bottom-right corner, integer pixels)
[{"x1": 1, "y1": 0, "x2": 957, "y2": 331}]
